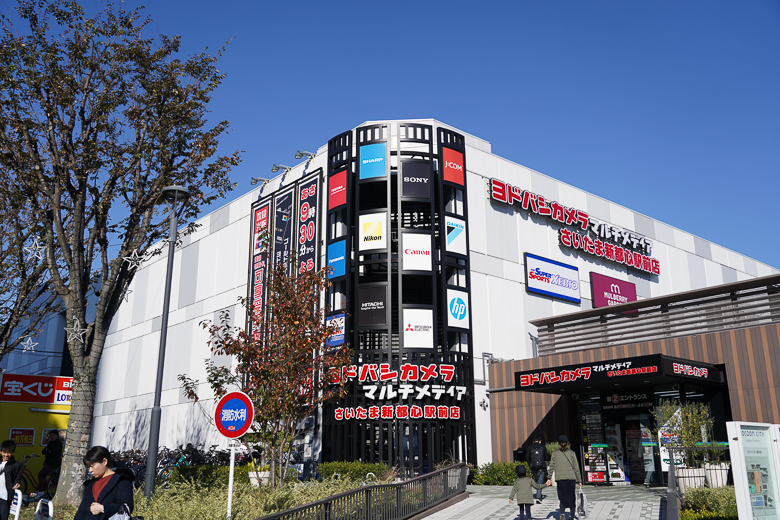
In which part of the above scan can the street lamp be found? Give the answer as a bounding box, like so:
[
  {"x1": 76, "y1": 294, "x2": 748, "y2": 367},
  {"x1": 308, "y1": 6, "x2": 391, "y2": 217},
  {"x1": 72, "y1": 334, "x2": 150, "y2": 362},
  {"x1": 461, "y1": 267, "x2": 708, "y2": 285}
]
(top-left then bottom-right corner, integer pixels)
[{"x1": 144, "y1": 185, "x2": 190, "y2": 498}]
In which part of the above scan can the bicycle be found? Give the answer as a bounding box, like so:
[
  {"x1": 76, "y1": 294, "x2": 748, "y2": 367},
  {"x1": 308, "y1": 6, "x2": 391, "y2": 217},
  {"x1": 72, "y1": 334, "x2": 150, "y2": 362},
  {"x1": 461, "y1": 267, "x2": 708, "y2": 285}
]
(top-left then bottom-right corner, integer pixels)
[{"x1": 18, "y1": 454, "x2": 59, "y2": 499}]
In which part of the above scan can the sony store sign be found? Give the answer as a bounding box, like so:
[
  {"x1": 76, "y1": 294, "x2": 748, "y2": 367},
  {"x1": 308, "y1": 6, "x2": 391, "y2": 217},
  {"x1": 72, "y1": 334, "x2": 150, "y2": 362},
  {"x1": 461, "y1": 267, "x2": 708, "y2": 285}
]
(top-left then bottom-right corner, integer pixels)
[{"x1": 490, "y1": 178, "x2": 661, "y2": 276}]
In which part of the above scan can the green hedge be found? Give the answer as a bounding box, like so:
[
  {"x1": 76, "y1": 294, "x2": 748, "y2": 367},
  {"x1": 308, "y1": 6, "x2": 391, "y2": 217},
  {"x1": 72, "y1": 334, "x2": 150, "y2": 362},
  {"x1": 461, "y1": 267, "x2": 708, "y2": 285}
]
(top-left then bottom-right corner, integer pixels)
[
  {"x1": 471, "y1": 461, "x2": 533, "y2": 486},
  {"x1": 679, "y1": 511, "x2": 738, "y2": 520},
  {"x1": 169, "y1": 464, "x2": 253, "y2": 487},
  {"x1": 682, "y1": 486, "x2": 738, "y2": 519},
  {"x1": 317, "y1": 461, "x2": 393, "y2": 482}
]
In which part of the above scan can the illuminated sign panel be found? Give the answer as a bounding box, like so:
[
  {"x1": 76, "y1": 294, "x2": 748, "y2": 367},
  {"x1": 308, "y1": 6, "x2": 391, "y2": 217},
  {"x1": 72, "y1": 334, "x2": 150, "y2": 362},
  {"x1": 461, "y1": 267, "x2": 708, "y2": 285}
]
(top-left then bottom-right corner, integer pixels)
[
  {"x1": 590, "y1": 272, "x2": 637, "y2": 309},
  {"x1": 445, "y1": 217, "x2": 467, "y2": 256},
  {"x1": 273, "y1": 191, "x2": 295, "y2": 270},
  {"x1": 491, "y1": 178, "x2": 660, "y2": 276},
  {"x1": 359, "y1": 212, "x2": 386, "y2": 251},
  {"x1": 442, "y1": 147, "x2": 464, "y2": 185},
  {"x1": 359, "y1": 143, "x2": 387, "y2": 179},
  {"x1": 403, "y1": 309, "x2": 434, "y2": 348},
  {"x1": 358, "y1": 285, "x2": 387, "y2": 326},
  {"x1": 525, "y1": 253, "x2": 581, "y2": 304},
  {"x1": 402, "y1": 233, "x2": 432, "y2": 271},
  {"x1": 447, "y1": 289, "x2": 470, "y2": 329},
  {"x1": 327, "y1": 240, "x2": 346, "y2": 278},
  {"x1": 328, "y1": 170, "x2": 347, "y2": 209},
  {"x1": 401, "y1": 161, "x2": 431, "y2": 198}
]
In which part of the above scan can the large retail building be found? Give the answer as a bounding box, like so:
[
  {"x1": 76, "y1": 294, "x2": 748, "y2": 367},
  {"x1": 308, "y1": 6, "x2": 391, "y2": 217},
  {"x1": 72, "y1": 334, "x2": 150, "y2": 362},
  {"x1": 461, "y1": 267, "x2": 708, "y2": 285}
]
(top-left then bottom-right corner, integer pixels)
[{"x1": 92, "y1": 119, "x2": 778, "y2": 477}]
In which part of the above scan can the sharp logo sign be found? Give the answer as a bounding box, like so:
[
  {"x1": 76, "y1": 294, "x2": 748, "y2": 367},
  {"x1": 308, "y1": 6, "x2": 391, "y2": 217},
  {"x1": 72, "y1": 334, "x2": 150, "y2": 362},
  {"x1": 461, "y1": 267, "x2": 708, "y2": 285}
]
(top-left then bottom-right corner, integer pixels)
[
  {"x1": 447, "y1": 290, "x2": 470, "y2": 328},
  {"x1": 359, "y1": 143, "x2": 387, "y2": 179}
]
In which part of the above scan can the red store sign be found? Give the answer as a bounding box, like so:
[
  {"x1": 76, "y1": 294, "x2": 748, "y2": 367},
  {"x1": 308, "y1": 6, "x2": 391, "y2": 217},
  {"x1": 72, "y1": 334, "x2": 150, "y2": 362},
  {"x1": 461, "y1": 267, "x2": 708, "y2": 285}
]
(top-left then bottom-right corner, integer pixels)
[
  {"x1": 489, "y1": 178, "x2": 660, "y2": 276},
  {"x1": 0, "y1": 374, "x2": 73, "y2": 404}
]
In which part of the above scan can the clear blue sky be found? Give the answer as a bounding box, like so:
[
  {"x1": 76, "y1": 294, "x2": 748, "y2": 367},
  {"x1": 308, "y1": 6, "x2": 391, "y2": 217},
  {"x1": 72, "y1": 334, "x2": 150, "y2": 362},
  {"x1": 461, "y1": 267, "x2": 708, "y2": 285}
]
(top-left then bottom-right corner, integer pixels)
[{"x1": 11, "y1": 1, "x2": 780, "y2": 268}]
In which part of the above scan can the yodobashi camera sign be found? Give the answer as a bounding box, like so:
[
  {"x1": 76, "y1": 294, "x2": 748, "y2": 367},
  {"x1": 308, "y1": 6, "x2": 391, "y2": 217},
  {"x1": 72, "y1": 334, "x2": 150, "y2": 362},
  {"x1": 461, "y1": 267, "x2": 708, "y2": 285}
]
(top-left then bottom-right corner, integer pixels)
[{"x1": 525, "y1": 253, "x2": 581, "y2": 304}]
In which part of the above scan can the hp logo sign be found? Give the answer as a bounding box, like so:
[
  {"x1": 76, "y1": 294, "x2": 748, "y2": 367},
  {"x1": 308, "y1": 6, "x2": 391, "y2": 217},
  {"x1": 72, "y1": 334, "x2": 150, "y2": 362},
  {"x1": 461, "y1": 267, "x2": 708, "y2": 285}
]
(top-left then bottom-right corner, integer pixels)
[{"x1": 449, "y1": 297, "x2": 467, "y2": 320}]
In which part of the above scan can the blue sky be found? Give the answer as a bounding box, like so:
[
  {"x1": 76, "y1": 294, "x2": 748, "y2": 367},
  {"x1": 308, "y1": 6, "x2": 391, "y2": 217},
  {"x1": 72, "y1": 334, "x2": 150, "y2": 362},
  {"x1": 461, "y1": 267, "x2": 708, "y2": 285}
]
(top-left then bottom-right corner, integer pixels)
[{"x1": 9, "y1": 1, "x2": 780, "y2": 268}]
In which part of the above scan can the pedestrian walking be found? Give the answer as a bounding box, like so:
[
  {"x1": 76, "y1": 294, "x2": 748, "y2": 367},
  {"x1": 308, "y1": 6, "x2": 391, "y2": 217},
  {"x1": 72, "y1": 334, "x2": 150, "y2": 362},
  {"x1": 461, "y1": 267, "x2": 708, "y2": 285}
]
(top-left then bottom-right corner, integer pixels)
[
  {"x1": 549, "y1": 434, "x2": 582, "y2": 520},
  {"x1": 509, "y1": 465, "x2": 550, "y2": 520}
]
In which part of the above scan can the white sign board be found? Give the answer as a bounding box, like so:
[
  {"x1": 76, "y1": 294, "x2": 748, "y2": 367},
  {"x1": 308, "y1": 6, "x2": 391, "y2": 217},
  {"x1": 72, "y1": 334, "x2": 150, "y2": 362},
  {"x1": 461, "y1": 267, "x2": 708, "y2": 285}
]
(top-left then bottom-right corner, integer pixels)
[
  {"x1": 447, "y1": 289, "x2": 470, "y2": 329},
  {"x1": 444, "y1": 217, "x2": 467, "y2": 256},
  {"x1": 727, "y1": 421, "x2": 780, "y2": 520},
  {"x1": 359, "y1": 212, "x2": 387, "y2": 251},
  {"x1": 402, "y1": 233, "x2": 432, "y2": 271},
  {"x1": 402, "y1": 309, "x2": 434, "y2": 348},
  {"x1": 525, "y1": 253, "x2": 581, "y2": 304}
]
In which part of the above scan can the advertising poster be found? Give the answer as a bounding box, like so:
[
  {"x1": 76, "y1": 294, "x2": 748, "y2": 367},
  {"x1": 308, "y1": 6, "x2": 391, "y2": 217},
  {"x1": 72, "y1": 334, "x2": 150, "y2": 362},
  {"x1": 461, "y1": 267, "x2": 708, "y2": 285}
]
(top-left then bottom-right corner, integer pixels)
[
  {"x1": 401, "y1": 161, "x2": 431, "y2": 198},
  {"x1": 250, "y1": 202, "x2": 271, "y2": 334},
  {"x1": 525, "y1": 253, "x2": 581, "y2": 304},
  {"x1": 273, "y1": 191, "x2": 295, "y2": 271},
  {"x1": 297, "y1": 177, "x2": 319, "y2": 274},
  {"x1": 359, "y1": 212, "x2": 386, "y2": 251},
  {"x1": 359, "y1": 143, "x2": 387, "y2": 179},
  {"x1": 328, "y1": 170, "x2": 347, "y2": 209},
  {"x1": 445, "y1": 217, "x2": 467, "y2": 256},
  {"x1": 326, "y1": 313, "x2": 346, "y2": 348},
  {"x1": 358, "y1": 285, "x2": 387, "y2": 326},
  {"x1": 402, "y1": 309, "x2": 434, "y2": 348},
  {"x1": 442, "y1": 147, "x2": 464, "y2": 186},
  {"x1": 9, "y1": 428, "x2": 35, "y2": 446},
  {"x1": 402, "y1": 233, "x2": 432, "y2": 271},
  {"x1": 590, "y1": 272, "x2": 638, "y2": 310},
  {"x1": 447, "y1": 289, "x2": 470, "y2": 329},
  {"x1": 327, "y1": 240, "x2": 346, "y2": 278}
]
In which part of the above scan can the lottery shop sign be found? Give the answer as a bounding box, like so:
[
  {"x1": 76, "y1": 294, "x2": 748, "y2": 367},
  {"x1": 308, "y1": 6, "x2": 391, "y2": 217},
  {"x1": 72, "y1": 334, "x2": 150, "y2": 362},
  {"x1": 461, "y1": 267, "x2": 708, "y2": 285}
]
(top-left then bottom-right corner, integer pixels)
[
  {"x1": 0, "y1": 374, "x2": 73, "y2": 404},
  {"x1": 490, "y1": 179, "x2": 660, "y2": 276},
  {"x1": 332, "y1": 363, "x2": 467, "y2": 421}
]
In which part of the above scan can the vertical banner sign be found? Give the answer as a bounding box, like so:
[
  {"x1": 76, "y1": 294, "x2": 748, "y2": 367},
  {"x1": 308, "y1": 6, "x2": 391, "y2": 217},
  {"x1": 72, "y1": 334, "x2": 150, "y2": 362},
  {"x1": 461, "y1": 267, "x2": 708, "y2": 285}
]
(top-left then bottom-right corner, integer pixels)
[
  {"x1": 359, "y1": 212, "x2": 387, "y2": 251},
  {"x1": 250, "y1": 202, "x2": 270, "y2": 336},
  {"x1": 297, "y1": 177, "x2": 319, "y2": 274},
  {"x1": 328, "y1": 170, "x2": 347, "y2": 209},
  {"x1": 442, "y1": 147, "x2": 464, "y2": 186},
  {"x1": 358, "y1": 286, "x2": 387, "y2": 326},
  {"x1": 445, "y1": 217, "x2": 467, "y2": 256},
  {"x1": 273, "y1": 191, "x2": 294, "y2": 272},
  {"x1": 326, "y1": 313, "x2": 346, "y2": 348},
  {"x1": 401, "y1": 162, "x2": 431, "y2": 198},
  {"x1": 447, "y1": 289, "x2": 470, "y2": 329},
  {"x1": 403, "y1": 309, "x2": 434, "y2": 348},
  {"x1": 402, "y1": 234, "x2": 432, "y2": 271}
]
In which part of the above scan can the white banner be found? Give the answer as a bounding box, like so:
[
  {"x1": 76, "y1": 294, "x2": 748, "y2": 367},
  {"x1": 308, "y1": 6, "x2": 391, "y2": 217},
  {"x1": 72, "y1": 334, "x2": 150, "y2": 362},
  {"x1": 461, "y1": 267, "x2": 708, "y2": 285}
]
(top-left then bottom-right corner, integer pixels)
[{"x1": 403, "y1": 309, "x2": 434, "y2": 348}]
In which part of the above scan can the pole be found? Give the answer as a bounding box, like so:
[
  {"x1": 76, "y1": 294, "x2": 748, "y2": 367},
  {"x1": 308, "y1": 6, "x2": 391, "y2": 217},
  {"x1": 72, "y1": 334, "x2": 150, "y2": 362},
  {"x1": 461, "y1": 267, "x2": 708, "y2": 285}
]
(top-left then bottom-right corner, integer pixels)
[
  {"x1": 144, "y1": 198, "x2": 178, "y2": 498},
  {"x1": 227, "y1": 442, "x2": 236, "y2": 520}
]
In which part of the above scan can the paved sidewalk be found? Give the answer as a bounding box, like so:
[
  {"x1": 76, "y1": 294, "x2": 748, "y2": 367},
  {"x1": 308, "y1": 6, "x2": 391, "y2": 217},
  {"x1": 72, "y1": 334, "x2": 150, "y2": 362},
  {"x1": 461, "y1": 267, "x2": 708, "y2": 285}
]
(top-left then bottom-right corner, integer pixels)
[{"x1": 425, "y1": 484, "x2": 668, "y2": 520}]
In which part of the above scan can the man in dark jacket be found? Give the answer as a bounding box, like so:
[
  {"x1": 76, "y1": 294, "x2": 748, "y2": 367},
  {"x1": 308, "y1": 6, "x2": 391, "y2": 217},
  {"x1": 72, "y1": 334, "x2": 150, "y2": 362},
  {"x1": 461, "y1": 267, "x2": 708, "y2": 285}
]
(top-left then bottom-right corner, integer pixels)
[
  {"x1": 526, "y1": 436, "x2": 550, "y2": 503},
  {"x1": 35, "y1": 430, "x2": 63, "y2": 495},
  {"x1": 0, "y1": 440, "x2": 22, "y2": 520}
]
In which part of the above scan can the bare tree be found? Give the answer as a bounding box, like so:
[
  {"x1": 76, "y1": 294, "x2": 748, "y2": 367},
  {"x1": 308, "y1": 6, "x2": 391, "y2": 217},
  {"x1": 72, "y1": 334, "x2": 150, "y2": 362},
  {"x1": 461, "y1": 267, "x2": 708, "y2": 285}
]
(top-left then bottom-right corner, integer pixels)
[{"x1": 0, "y1": 0, "x2": 240, "y2": 504}]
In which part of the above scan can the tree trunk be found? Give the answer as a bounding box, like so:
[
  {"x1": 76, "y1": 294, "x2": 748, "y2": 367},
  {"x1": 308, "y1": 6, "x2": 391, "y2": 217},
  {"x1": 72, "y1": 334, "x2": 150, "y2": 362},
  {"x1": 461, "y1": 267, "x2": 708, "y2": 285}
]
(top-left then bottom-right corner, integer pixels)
[{"x1": 54, "y1": 355, "x2": 97, "y2": 506}]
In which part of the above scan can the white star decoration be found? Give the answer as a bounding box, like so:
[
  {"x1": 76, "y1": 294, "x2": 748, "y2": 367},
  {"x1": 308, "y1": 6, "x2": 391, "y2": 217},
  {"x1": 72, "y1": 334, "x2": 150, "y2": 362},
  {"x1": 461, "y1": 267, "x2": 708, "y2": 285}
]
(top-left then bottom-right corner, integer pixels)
[
  {"x1": 21, "y1": 337, "x2": 37, "y2": 353},
  {"x1": 121, "y1": 289, "x2": 133, "y2": 303},
  {"x1": 65, "y1": 320, "x2": 88, "y2": 344},
  {"x1": 122, "y1": 249, "x2": 144, "y2": 270},
  {"x1": 24, "y1": 237, "x2": 45, "y2": 262}
]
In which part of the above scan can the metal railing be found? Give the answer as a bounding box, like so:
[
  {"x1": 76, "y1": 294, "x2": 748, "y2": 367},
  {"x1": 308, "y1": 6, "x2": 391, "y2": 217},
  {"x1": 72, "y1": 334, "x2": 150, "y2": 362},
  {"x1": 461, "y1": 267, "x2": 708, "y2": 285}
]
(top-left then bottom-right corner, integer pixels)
[
  {"x1": 257, "y1": 463, "x2": 469, "y2": 520},
  {"x1": 529, "y1": 274, "x2": 780, "y2": 355},
  {"x1": 665, "y1": 446, "x2": 731, "y2": 520}
]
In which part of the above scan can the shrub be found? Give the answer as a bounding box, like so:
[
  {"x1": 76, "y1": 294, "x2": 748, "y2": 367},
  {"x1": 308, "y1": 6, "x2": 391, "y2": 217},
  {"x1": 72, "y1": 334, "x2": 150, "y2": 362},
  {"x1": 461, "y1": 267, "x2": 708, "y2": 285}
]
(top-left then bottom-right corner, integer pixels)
[
  {"x1": 471, "y1": 461, "x2": 531, "y2": 485},
  {"x1": 317, "y1": 461, "x2": 393, "y2": 482},
  {"x1": 679, "y1": 510, "x2": 738, "y2": 520},
  {"x1": 682, "y1": 486, "x2": 738, "y2": 518},
  {"x1": 169, "y1": 464, "x2": 252, "y2": 487}
]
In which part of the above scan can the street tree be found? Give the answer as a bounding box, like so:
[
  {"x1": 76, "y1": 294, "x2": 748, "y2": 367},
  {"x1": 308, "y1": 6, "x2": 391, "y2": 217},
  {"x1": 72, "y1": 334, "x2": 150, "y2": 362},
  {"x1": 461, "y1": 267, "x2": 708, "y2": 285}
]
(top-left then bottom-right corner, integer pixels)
[
  {"x1": 0, "y1": 0, "x2": 240, "y2": 504},
  {"x1": 0, "y1": 189, "x2": 61, "y2": 365},
  {"x1": 180, "y1": 248, "x2": 352, "y2": 489}
]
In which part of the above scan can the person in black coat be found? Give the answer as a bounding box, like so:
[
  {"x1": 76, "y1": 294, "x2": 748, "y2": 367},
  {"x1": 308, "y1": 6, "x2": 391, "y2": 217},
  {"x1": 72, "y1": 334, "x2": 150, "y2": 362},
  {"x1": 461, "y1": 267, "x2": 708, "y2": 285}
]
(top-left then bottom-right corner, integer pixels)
[
  {"x1": 73, "y1": 446, "x2": 134, "y2": 520},
  {"x1": 0, "y1": 440, "x2": 22, "y2": 520}
]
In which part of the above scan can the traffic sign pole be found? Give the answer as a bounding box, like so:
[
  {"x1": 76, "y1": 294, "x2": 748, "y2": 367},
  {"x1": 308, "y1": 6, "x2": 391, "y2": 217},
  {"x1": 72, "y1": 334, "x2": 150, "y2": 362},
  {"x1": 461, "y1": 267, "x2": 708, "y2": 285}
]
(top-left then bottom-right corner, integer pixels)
[{"x1": 214, "y1": 391, "x2": 254, "y2": 520}]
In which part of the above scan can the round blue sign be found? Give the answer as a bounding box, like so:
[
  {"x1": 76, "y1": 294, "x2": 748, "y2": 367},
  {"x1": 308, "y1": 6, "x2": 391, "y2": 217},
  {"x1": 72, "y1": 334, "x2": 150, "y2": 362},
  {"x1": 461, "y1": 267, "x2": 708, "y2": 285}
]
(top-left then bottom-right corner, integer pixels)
[{"x1": 214, "y1": 391, "x2": 254, "y2": 439}]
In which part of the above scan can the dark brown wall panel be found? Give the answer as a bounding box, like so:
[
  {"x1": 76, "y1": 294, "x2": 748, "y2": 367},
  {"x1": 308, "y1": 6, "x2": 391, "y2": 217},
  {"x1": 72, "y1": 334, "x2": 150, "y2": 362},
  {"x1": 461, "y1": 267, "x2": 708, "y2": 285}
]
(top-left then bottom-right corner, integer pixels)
[{"x1": 489, "y1": 322, "x2": 780, "y2": 463}]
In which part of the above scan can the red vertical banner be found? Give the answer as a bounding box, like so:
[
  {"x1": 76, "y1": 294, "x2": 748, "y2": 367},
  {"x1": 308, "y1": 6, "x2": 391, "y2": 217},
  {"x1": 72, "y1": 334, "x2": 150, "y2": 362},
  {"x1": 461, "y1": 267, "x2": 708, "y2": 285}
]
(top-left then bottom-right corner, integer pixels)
[
  {"x1": 297, "y1": 177, "x2": 319, "y2": 274},
  {"x1": 442, "y1": 147, "x2": 464, "y2": 186},
  {"x1": 250, "y1": 202, "x2": 270, "y2": 338}
]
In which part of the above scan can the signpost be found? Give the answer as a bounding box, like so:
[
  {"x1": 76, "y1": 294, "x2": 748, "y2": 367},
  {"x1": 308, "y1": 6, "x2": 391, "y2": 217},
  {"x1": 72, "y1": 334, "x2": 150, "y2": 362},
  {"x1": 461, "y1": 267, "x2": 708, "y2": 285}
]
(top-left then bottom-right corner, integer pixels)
[{"x1": 215, "y1": 391, "x2": 254, "y2": 520}]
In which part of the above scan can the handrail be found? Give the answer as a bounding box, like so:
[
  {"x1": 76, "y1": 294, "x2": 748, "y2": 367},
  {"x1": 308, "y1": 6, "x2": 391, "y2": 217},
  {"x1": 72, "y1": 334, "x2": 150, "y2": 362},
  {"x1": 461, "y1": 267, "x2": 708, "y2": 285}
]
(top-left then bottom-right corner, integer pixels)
[{"x1": 257, "y1": 463, "x2": 469, "y2": 520}]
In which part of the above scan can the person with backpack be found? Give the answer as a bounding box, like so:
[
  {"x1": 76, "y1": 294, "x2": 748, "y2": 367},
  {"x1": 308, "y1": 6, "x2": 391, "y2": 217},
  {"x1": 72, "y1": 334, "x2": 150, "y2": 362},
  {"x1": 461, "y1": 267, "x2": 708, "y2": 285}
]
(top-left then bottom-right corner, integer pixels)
[{"x1": 526, "y1": 436, "x2": 550, "y2": 503}]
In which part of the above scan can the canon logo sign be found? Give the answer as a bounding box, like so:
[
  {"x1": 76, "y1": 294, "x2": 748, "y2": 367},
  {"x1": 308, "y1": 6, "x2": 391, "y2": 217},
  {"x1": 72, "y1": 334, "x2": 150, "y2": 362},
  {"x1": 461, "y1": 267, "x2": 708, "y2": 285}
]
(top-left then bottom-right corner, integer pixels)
[{"x1": 404, "y1": 249, "x2": 430, "y2": 256}]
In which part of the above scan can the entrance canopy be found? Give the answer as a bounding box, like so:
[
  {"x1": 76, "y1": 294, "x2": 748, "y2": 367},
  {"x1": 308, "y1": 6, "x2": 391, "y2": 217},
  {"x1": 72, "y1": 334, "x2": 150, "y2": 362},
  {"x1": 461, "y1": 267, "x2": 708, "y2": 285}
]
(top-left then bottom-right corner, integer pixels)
[{"x1": 514, "y1": 354, "x2": 721, "y2": 395}]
